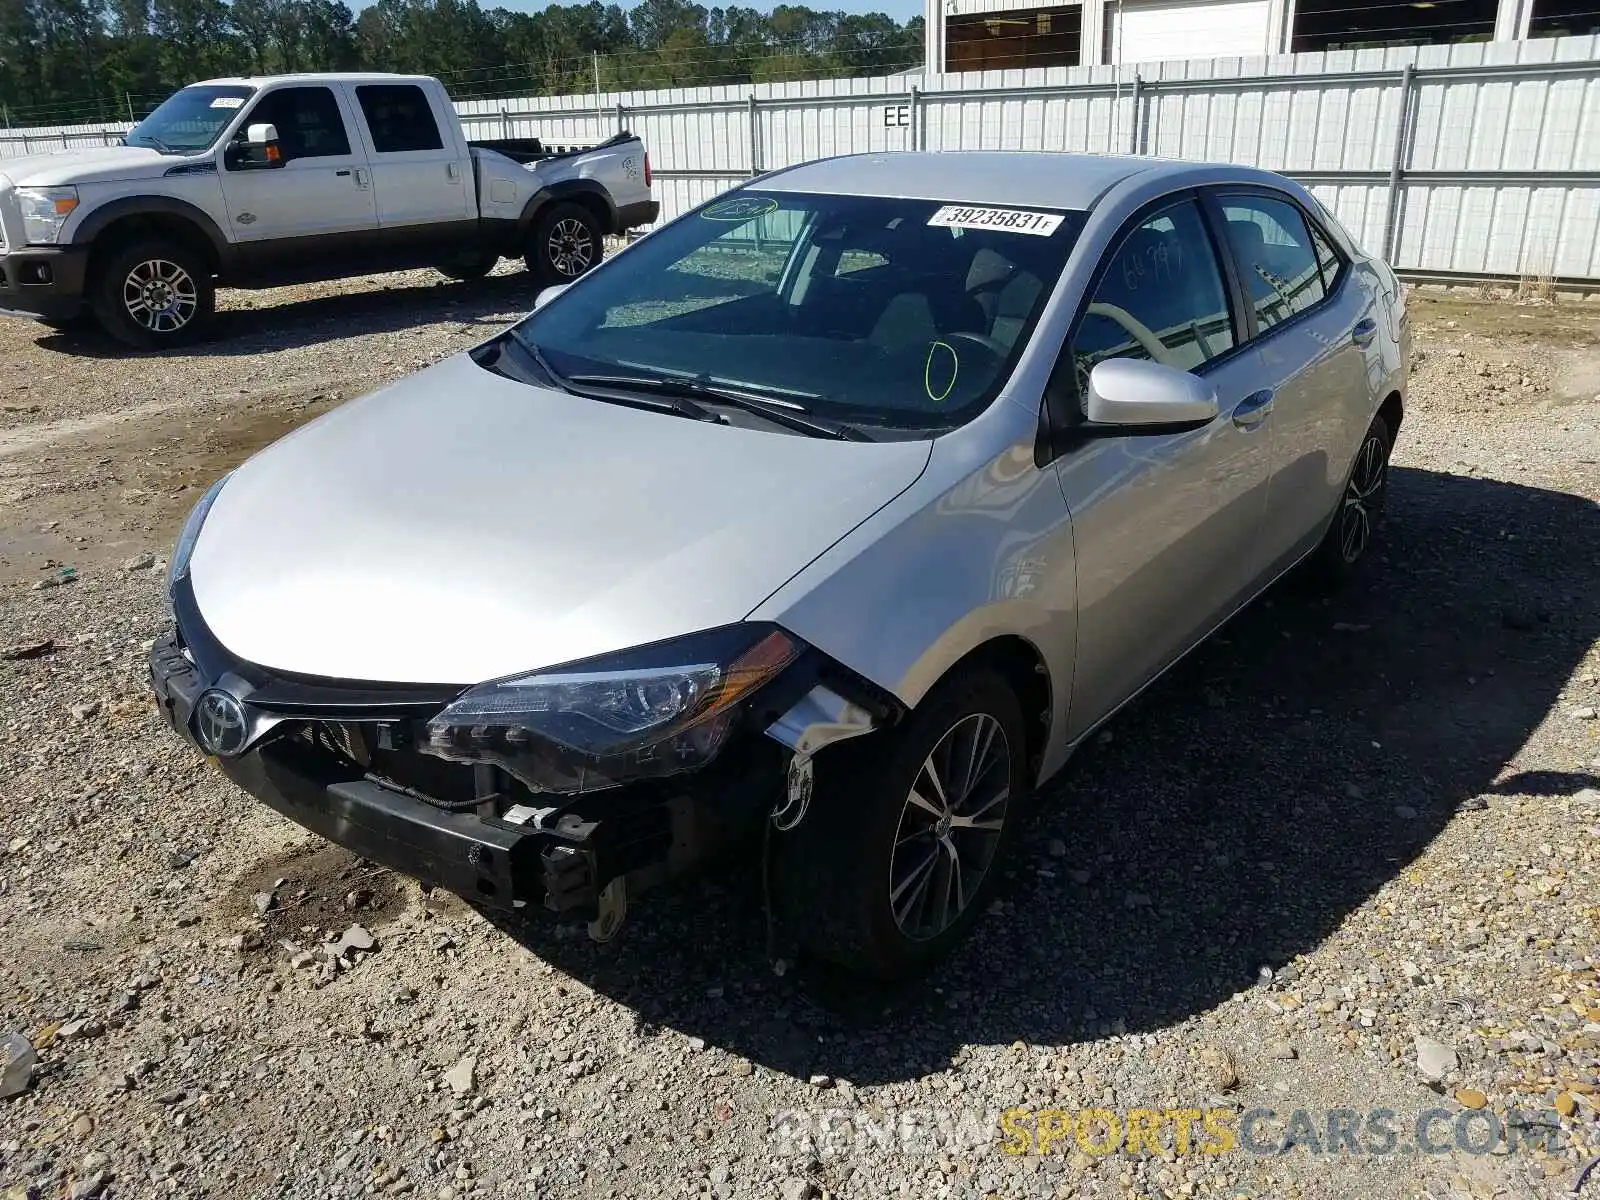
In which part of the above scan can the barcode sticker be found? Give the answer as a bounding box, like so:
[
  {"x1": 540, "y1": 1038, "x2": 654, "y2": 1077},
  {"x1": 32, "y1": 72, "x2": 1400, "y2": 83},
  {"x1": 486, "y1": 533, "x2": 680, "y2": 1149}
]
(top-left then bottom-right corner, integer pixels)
[{"x1": 927, "y1": 205, "x2": 1064, "y2": 237}]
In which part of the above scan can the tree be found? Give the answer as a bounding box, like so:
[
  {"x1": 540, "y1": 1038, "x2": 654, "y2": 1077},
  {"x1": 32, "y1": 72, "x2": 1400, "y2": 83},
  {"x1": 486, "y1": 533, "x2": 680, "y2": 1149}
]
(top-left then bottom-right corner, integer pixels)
[{"x1": 0, "y1": 0, "x2": 923, "y2": 126}]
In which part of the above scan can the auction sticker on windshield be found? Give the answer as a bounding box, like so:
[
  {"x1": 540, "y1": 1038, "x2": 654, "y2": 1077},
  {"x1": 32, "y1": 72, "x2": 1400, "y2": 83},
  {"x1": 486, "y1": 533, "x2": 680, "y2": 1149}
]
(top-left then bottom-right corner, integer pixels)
[
  {"x1": 210, "y1": 97, "x2": 245, "y2": 108},
  {"x1": 927, "y1": 206, "x2": 1064, "y2": 236}
]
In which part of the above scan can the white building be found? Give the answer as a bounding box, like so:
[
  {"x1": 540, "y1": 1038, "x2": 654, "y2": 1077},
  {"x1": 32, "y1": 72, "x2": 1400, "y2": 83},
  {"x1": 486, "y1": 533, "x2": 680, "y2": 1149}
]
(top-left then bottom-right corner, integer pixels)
[{"x1": 924, "y1": 0, "x2": 1596, "y2": 74}]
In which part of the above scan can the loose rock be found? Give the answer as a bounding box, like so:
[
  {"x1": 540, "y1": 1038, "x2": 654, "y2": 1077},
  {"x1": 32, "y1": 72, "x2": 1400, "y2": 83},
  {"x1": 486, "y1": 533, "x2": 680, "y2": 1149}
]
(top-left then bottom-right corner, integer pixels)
[{"x1": 1, "y1": 1031, "x2": 37, "y2": 1098}]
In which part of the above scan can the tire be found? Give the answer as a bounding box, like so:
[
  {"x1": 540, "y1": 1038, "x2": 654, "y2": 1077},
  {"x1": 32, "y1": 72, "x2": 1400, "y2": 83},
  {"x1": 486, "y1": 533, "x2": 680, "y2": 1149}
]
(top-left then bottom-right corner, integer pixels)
[
  {"x1": 435, "y1": 255, "x2": 499, "y2": 282},
  {"x1": 1310, "y1": 412, "x2": 1393, "y2": 585},
  {"x1": 90, "y1": 238, "x2": 214, "y2": 349},
  {"x1": 774, "y1": 666, "x2": 1029, "y2": 979},
  {"x1": 525, "y1": 202, "x2": 604, "y2": 285}
]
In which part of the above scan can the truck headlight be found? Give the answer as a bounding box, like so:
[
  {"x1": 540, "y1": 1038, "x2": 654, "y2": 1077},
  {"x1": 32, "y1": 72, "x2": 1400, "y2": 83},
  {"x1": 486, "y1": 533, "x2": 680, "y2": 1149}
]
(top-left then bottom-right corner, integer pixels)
[
  {"x1": 421, "y1": 625, "x2": 802, "y2": 795},
  {"x1": 17, "y1": 187, "x2": 80, "y2": 245}
]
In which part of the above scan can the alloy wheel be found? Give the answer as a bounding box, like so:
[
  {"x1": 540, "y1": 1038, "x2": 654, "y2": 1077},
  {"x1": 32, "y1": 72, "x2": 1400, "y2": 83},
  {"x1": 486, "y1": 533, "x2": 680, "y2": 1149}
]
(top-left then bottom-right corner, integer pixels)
[
  {"x1": 547, "y1": 218, "x2": 595, "y2": 277},
  {"x1": 1338, "y1": 431, "x2": 1387, "y2": 564},
  {"x1": 122, "y1": 258, "x2": 198, "y2": 333},
  {"x1": 888, "y1": 712, "x2": 1012, "y2": 940}
]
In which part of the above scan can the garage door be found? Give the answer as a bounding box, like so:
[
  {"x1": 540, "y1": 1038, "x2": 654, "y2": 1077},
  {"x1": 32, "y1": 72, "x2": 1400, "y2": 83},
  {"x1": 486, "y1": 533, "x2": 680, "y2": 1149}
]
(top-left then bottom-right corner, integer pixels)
[{"x1": 1106, "y1": 0, "x2": 1272, "y2": 63}]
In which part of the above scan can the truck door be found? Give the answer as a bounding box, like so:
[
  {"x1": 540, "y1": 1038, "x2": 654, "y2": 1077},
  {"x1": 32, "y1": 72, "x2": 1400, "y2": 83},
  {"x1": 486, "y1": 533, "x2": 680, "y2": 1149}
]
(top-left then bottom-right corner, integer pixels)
[
  {"x1": 346, "y1": 81, "x2": 475, "y2": 253},
  {"x1": 219, "y1": 83, "x2": 377, "y2": 262}
]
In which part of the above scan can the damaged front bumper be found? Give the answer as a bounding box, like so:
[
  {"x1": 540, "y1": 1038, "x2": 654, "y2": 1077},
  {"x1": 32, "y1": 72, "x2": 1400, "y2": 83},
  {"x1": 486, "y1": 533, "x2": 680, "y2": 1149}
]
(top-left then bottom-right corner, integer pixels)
[{"x1": 149, "y1": 590, "x2": 890, "y2": 927}]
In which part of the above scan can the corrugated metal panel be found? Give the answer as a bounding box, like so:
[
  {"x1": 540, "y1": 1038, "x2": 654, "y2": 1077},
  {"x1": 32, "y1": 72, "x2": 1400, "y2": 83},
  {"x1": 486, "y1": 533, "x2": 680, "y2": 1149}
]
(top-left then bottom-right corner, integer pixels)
[{"x1": 5, "y1": 38, "x2": 1599, "y2": 279}]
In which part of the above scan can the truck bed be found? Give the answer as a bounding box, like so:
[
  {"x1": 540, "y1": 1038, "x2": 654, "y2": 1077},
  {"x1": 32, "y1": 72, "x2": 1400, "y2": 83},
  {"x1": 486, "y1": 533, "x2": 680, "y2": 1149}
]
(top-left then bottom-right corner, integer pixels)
[{"x1": 468, "y1": 131, "x2": 641, "y2": 166}]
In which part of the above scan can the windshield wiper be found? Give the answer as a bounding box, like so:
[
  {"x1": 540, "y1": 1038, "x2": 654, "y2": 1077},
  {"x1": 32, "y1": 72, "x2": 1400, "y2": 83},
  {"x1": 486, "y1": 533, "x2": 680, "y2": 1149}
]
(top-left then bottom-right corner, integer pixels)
[
  {"x1": 569, "y1": 372, "x2": 870, "y2": 441},
  {"x1": 490, "y1": 335, "x2": 722, "y2": 423},
  {"x1": 126, "y1": 133, "x2": 177, "y2": 153}
]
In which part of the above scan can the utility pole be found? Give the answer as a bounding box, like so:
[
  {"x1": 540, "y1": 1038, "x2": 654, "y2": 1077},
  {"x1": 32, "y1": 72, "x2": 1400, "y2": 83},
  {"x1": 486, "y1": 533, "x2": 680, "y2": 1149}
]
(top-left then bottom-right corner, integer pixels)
[
  {"x1": 126, "y1": 92, "x2": 135, "y2": 123},
  {"x1": 593, "y1": 51, "x2": 603, "y2": 128}
]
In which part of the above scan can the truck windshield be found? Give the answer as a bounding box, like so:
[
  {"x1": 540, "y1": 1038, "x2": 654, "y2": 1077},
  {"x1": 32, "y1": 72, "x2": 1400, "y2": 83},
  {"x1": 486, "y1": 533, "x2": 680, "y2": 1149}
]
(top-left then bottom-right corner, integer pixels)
[
  {"x1": 126, "y1": 85, "x2": 255, "y2": 154},
  {"x1": 512, "y1": 190, "x2": 1083, "y2": 433}
]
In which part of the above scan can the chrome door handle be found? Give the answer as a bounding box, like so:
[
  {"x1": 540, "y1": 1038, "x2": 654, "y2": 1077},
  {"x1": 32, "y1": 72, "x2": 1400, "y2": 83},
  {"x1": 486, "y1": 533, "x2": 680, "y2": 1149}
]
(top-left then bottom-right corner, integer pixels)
[
  {"x1": 1352, "y1": 317, "x2": 1378, "y2": 348},
  {"x1": 1232, "y1": 389, "x2": 1274, "y2": 428}
]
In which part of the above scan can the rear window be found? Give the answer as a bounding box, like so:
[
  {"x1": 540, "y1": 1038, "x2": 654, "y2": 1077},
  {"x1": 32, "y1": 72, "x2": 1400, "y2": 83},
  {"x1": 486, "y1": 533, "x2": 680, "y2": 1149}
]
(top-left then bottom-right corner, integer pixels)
[{"x1": 515, "y1": 191, "x2": 1084, "y2": 432}]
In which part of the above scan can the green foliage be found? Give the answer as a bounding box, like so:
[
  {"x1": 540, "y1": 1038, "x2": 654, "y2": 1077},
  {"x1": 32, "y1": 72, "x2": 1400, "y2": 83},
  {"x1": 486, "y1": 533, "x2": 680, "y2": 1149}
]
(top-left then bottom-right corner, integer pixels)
[{"x1": 0, "y1": 0, "x2": 924, "y2": 126}]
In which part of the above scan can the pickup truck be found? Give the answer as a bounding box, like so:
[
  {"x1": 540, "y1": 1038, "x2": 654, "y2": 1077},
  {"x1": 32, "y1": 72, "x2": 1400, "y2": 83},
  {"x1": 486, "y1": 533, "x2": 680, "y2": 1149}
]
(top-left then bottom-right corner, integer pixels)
[{"x1": 0, "y1": 72, "x2": 656, "y2": 347}]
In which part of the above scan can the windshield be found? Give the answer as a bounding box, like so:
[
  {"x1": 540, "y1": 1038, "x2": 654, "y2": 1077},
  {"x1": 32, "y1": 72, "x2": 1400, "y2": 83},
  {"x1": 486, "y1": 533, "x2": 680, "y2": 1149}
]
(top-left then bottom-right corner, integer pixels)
[
  {"x1": 126, "y1": 85, "x2": 255, "y2": 154},
  {"x1": 513, "y1": 190, "x2": 1083, "y2": 432}
]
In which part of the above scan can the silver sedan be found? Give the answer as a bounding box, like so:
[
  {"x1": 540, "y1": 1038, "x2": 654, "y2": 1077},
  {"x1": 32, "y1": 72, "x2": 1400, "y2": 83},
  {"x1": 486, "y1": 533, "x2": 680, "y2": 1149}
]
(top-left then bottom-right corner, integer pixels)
[{"x1": 150, "y1": 151, "x2": 1409, "y2": 977}]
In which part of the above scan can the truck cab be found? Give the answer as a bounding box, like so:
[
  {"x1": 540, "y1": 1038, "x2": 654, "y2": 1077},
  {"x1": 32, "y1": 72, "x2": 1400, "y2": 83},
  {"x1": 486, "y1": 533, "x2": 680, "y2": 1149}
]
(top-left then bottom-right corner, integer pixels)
[{"x1": 0, "y1": 73, "x2": 655, "y2": 347}]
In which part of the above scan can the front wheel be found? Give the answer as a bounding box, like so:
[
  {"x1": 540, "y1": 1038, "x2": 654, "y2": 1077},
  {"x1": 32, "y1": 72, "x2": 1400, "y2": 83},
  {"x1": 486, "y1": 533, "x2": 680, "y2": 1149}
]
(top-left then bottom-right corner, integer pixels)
[
  {"x1": 774, "y1": 666, "x2": 1028, "y2": 979},
  {"x1": 1310, "y1": 412, "x2": 1393, "y2": 584},
  {"x1": 525, "y1": 202, "x2": 604, "y2": 286},
  {"x1": 90, "y1": 239, "x2": 214, "y2": 349}
]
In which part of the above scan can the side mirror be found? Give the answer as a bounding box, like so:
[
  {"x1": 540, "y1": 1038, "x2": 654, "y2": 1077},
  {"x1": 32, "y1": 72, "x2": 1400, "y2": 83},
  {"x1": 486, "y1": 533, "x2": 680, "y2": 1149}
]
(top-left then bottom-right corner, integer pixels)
[
  {"x1": 533, "y1": 284, "x2": 569, "y2": 311},
  {"x1": 226, "y1": 123, "x2": 284, "y2": 170},
  {"x1": 1083, "y1": 358, "x2": 1218, "y2": 431}
]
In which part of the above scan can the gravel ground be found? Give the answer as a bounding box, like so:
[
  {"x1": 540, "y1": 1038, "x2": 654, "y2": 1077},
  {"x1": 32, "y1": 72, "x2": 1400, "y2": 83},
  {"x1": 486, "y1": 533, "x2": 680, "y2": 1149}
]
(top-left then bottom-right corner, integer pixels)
[{"x1": 1, "y1": 276, "x2": 1598, "y2": 1200}]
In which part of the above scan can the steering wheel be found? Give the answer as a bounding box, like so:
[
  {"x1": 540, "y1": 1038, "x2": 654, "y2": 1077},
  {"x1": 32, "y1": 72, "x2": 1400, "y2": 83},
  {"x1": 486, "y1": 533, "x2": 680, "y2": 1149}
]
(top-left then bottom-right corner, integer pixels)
[
  {"x1": 1084, "y1": 301, "x2": 1174, "y2": 366},
  {"x1": 944, "y1": 330, "x2": 1010, "y2": 360}
]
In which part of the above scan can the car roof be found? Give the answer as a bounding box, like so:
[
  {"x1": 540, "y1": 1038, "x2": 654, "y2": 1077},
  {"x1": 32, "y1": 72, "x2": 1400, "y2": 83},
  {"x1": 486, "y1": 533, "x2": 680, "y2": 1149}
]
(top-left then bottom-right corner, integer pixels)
[
  {"x1": 759, "y1": 152, "x2": 1227, "y2": 212},
  {"x1": 190, "y1": 73, "x2": 435, "y2": 88}
]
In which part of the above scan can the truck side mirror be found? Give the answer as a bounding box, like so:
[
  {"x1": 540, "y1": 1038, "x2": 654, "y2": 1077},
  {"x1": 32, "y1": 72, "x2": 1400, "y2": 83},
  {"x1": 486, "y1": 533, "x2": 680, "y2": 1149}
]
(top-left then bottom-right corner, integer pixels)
[{"x1": 226, "y1": 123, "x2": 284, "y2": 170}]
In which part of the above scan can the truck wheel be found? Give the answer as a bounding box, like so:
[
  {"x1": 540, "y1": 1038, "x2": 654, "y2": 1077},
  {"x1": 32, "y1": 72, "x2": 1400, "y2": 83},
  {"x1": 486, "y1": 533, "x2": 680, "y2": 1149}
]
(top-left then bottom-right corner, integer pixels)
[
  {"x1": 526, "y1": 203, "x2": 604, "y2": 285},
  {"x1": 91, "y1": 238, "x2": 214, "y2": 349},
  {"x1": 435, "y1": 254, "x2": 499, "y2": 282},
  {"x1": 773, "y1": 666, "x2": 1028, "y2": 979}
]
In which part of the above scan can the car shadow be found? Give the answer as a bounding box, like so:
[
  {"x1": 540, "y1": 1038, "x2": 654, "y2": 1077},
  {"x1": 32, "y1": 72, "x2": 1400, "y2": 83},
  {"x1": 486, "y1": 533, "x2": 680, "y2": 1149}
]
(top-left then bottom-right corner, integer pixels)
[
  {"x1": 28, "y1": 270, "x2": 544, "y2": 360},
  {"x1": 488, "y1": 463, "x2": 1597, "y2": 1086}
]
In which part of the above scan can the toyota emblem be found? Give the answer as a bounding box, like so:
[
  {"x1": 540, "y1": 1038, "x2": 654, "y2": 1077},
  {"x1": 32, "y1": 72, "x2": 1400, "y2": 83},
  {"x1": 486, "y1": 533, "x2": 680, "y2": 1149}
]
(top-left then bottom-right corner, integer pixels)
[{"x1": 193, "y1": 689, "x2": 249, "y2": 757}]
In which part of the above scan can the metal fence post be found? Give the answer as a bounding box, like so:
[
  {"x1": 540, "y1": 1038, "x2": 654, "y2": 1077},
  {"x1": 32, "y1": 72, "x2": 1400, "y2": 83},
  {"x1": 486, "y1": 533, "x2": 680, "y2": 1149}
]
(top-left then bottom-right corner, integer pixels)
[
  {"x1": 1381, "y1": 63, "x2": 1417, "y2": 266},
  {"x1": 747, "y1": 93, "x2": 760, "y2": 176},
  {"x1": 615, "y1": 100, "x2": 624, "y2": 134},
  {"x1": 1129, "y1": 73, "x2": 1143, "y2": 155},
  {"x1": 911, "y1": 85, "x2": 922, "y2": 151}
]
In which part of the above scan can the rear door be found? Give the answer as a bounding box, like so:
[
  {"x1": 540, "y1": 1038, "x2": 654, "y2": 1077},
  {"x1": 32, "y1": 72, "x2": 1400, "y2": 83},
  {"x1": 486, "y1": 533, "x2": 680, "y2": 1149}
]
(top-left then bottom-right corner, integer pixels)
[
  {"x1": 1211, "y1": 189, "x2": 1376, "y2": 578},
  {"x1": 219, "y1": 83, "x2": 376, "y2": 255},
  {"x1": 1052, "y1": 194, "x2": 1273, "y2": 739},
  {"x1": 346, "y1": 82, "x2": 474, "y2": 247}
]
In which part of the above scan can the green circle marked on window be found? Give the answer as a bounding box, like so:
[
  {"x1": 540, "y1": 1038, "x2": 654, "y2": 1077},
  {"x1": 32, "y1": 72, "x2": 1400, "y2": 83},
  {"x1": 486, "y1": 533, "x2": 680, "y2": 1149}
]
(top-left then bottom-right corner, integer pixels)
[
  {"x1": 925, "y1": 341, "x2": 958, "y2": 404},
  {"x1": 702, "y1": 196, "x2": 779, "y2": 222}
]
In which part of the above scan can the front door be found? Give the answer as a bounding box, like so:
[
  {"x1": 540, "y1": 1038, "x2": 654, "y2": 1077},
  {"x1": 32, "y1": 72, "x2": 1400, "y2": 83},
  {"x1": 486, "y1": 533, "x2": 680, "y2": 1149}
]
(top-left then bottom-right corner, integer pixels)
[
  {"x1": 218, "y1": 83, "x2": 376, "y2": 262},
  {"x1": 1052, "y1": 196, "x2": 1274, "y2": 740},
  {"x1": 346, "y1": 82, "x2": 474, "y2": 249}
]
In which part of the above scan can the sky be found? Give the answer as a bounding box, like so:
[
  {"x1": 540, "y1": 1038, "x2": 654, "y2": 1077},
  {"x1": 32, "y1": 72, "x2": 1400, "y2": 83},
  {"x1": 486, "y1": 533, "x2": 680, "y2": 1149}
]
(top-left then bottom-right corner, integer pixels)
[{"x1": 354, "y1": 0, "x2": 927, "y2": 22}]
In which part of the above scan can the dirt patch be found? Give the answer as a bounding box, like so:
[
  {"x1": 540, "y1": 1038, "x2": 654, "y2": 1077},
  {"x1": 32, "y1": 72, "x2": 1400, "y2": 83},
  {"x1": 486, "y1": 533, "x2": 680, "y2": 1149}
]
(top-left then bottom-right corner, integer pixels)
[
  {"x1": 225, "y1": 842, "x2": 408, "y2": 946},
  {"x1": 1410, "y1": 289, "x2": 1600, "y2": 346},
  {"x1": 0, "y1": 391, "x2": 342, "y2": 588}
]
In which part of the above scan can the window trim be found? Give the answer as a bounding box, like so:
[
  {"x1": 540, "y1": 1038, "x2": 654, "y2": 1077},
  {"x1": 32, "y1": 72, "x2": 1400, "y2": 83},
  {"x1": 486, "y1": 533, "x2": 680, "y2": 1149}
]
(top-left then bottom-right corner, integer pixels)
[
  {"x1": 1040, "y1": 188, "x2": 1253, "y2": 463},
  {"x1": 1205, "y1": 185, "x2": 1352, "y2": 349}
]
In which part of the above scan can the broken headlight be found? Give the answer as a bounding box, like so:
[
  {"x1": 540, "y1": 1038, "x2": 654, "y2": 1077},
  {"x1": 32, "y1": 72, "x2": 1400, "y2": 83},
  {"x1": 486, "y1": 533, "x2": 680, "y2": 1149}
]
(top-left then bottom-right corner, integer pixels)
[{"x1": 420, "y1": 624, "x2": 802, "y2": 794}]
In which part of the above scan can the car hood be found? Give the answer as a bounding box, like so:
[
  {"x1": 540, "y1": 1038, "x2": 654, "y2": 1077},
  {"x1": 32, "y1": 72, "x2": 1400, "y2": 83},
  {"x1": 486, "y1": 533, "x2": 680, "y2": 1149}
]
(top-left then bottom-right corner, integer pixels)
[
  {"x1": 0, "y1": 146, "x2": 176, "y2": 188},
  {"x1": 189, "y1": 352, "x2": 932, "y2": 684}
]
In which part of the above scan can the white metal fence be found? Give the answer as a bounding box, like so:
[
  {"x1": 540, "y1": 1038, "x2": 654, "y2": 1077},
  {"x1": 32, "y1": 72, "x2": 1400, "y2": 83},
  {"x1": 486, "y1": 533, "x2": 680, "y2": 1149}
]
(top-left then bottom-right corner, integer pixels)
[{"x1": 5, "y1": 34, "x2": 1599, "y2": 281}]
